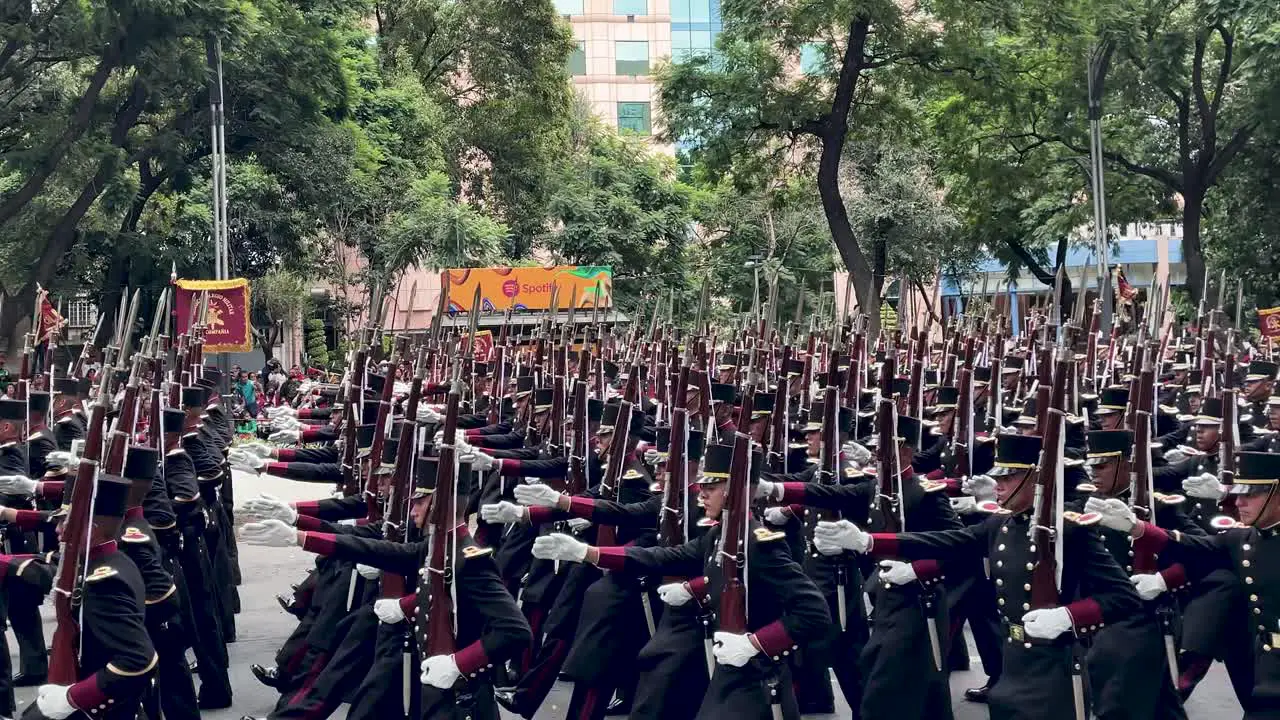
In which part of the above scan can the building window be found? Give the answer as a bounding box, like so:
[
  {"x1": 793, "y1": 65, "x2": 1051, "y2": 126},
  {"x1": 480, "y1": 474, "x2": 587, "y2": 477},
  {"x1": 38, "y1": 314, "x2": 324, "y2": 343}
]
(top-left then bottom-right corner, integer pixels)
[
  {"x1": 800, "y1": 42, "x2": 825, "y2": 74},
  {"x1": 553, "y1": 0, "x2": 583, "y2": 15},
  {"x1": 568, "y1": 42, "x2": 586, "y2": 76},
  {"x1": 66, "y1": 298, "x2": 97, "y2": 329},
  {"x1": 618, "y1": 102, "x2": 651, "y2": 135},
  {"x1": 614, "y1": 0, "x2": 647, "y2": 15},
  {"x1": 615, "y1": 41, "x2": 649, "y2": 75},
  {"x1": 672, "y1": 0, "x2": 712, "y2": 22}
]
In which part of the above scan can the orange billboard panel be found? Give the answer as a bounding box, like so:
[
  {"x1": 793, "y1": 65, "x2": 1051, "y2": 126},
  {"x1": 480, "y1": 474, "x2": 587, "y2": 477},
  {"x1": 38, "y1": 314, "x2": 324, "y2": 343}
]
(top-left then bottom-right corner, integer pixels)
[{"x1": 442, "y1": 266, "x2": 612, "y2": 313}]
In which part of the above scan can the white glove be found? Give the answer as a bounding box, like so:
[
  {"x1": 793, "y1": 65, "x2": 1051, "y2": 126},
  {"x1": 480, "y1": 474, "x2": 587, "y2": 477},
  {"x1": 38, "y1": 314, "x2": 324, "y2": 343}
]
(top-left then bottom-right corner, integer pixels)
[
  {"x1": 45, "y1": 451, "x2": 78, "y2": 471},
  {"x1": 754, "y1": 479, "x2": 779, "y2": 501},
  {"x1": 567, "y1": 517, "x2": 592, "y2": 533},
  {"x1": 1021, "y1": 607, "x2": 1074, "y2": 639},
  {"x1": 712, "y1": 631, "x2": 760, "y2": 667},
  {"x1": 1183, "y1": 473, "x2": 1226, "y2": 500},
  {"x1": 480, "y1": 501, "x2": 527, "y2": 524},
  {"x1": 465, "y1": 451, "x2": 497, "y2": 472},
  {"x1": 230, "y1": 451, "x2": 267, "y2": 472},
  {"x1": 240, "y1": 493, "x2": 298, "y2": 524},
  {"x1": 842, "y1": 441, "x2": 872, "y2": 465},
  {"x1": 239, "y1": 519, "x2": 298, "y2": 547},
  {"x1": 417, "y1": 406, "x2": 443, "y2": 424},
  {"x1": 656, "y1": 582, "x2": 693, "y2": 607},
  {"x1": 373, "y1": 598, "x2": 406, "y2": 624},
  {"x1": 878, "y1": 560, "x2": 918, "y2": 586},
  {"x1": 813, "y1": 519, "x2": 870, "y2": 554},
  {"x1": 513, "y1": 483, "x2": 562, "y2": 508},
  {"x1": 269, "y1": 428, "x2": 301, "y2": 444},
  {"x1": 962, "y1": 474, "x2": 996, "y2": 501},
  {"x1": 0, "y1": 475, "x2": 37, "y2": 495},
  {"x1": 35, "y1": 685, "x2": 75, "y2": 720},
  {"x1": 1131, "y1": 573, "x2": 1168, "y2": 600},
  {"x1": 297, "y1": 381, "x2": 315, "y2": 396},
  {"x1": 763, "y1": 507, "x2": 791, "y2": 525},
  {"x1": 1163, "y1": 448, "x2": 1189, "y2": 464},
  {"x1": 271, "y1": 416, "x2": 303, "y2": 430},
  {"x1": 356, "y1": 563, "x2": 380, "y2": 580},
  {"x1": 531, "y1": 533, "x2": 588, "y2": 562},
  {"x1": 239, "y1": 441, "x2": 275, "y2": 457},
  {"x1": 420, "y1": 654, "x2": 462, "y2": 689},
  {"x1": 1083, "y1": 497, "x2": 1137, "y2": 533},
  {"x1": 644, "y1": 447, "x2": 661, "y2": 466},
  {"x1": 266, "y1": 406, "x2": 296, "y2": 419}
]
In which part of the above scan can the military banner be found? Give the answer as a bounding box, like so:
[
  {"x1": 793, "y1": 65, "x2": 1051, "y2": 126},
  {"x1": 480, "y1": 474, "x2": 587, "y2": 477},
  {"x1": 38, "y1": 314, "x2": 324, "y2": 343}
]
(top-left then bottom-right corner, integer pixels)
[
  {"x1": 442, "y1": 266, "x2": 611, "y2": 313},
  {"x1": 174, "y1": 278, "x2": 253, "y2": 352},
  {"x1": 1259, "y1": 306, "x2": 1280, "y2": 338}
]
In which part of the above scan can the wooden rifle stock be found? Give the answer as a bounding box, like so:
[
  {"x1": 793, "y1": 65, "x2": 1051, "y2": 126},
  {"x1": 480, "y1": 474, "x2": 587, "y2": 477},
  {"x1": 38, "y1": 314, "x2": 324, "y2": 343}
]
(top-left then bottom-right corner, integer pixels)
[
  {"x1": 716, "y1": 431, "x2": 753, "y2": 634},
  {"x1": 340, "y1": 347, "x2": 367, "y2": 496},
  {"x1": 1029, "y1": 348, "x2": 1070, "y2": 609},
  {"x1": 383, "y1": 350, "x2": 426, "y2": 600},
  {"x1": 423, "y1": 372, "x2": 463, "y2": 658},
  {"x1": 595, "y1": 399, "x2": 635, "y2": 548},
  {"x1": 48, "y1": 376, "x2": 111, "y2": 683},
  {"x1": 876, "y1": 342, "x2": 902, "y2": 532},
  {"x1": 365, "y1": 340, "x2": 402, "y2": 525},
  {"x1": 658, "y1": 405, "x2": 689, "y2": 548}
]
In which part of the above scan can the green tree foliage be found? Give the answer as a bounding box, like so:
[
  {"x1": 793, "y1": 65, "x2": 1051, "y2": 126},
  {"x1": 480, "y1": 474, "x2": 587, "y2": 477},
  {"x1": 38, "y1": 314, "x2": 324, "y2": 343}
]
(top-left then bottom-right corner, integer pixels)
[
  {"x1": 926, "y1": 0, "x2": 1280, "y2": 304},
  {"x1": 541, "y1": 110, "x2": 696, "y2": 318},
  {"x1": 304, "y1": 317, "x2": 330, "y2": 369},
  {"x1": 252, "y1": 271, "x2": 310, "y2": 360}
]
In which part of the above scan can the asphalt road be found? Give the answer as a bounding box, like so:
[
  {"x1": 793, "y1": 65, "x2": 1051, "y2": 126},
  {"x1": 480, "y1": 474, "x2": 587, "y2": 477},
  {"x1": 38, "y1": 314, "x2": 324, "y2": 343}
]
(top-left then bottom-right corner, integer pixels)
[{"x1": 10, "y1": 468, "x2": 1245, "y2": 719}]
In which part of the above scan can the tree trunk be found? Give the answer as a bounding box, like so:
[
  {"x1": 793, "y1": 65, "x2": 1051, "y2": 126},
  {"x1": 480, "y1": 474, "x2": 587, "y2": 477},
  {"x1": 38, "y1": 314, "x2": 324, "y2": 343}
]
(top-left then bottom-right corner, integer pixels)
[
  {"x1": 816, "y1": 17, "x2": 877, "y2": 336},
  {"x1": 0, "y1": 52, "x2": 121, "y2": 226},
  {"x1": 1181, "y1": 189, "x2": 1207, "y2": 309}
]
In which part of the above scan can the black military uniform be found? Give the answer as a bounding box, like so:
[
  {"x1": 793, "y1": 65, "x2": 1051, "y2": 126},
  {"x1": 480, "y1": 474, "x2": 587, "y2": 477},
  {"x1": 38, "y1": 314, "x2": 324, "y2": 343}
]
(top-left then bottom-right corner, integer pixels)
[
  {"x1": 164, "y1": 404, "x2": 233, "y2": 707},
  {"x1": 863, "y1": 433, "x2": 1143, "y2": 720},
  {"x1": 117, "y1": 446, "x2": 200, "y2": 720},
  {"x1": 1071, "y1": 429, "x2": 1189, "y2": 719},
  {"x1": 294, "y1": 465, "x2": 530, "y2": 720},
  {"x1": 1132, "y1": 451, "x2": 1280, "y2": 719},
  {"x1": 587, "y1": 443, "x2": 832, "y2": 720},
  {"x1": 32, "y1": 475, "x2": 158, "y2": 720}
]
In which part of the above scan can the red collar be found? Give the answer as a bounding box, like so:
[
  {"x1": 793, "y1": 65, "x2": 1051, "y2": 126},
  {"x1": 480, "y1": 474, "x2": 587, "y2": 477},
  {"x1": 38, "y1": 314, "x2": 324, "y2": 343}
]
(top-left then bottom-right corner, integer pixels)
[{"x1": 89, "y1": 541, "x2": 117, "y2": 560}]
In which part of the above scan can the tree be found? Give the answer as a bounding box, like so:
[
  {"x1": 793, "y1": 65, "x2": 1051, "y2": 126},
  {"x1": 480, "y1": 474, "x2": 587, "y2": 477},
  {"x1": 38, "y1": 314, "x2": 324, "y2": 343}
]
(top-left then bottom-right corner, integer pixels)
[
  {"x1": 375, "y1": 0, "x2": 579, "y2": 250},
  {"x1": 541, "y1": 113, "x2": 696, "y2": 317},
  {"x1": 304, "y1": 318, "x2": 330, "y2": 370},
  {"x1": 252, "y1": 271, "x2": 310, "y2": 360},
  {"x1": 927, "y1": 0, "x2": 1280, "y2": 304},
  {"x1": 656, "y1": 0, "x2": 939, "y2": 330},
  {"x1": 0, "y1": 0, "x2": 354, "y2": 347}
]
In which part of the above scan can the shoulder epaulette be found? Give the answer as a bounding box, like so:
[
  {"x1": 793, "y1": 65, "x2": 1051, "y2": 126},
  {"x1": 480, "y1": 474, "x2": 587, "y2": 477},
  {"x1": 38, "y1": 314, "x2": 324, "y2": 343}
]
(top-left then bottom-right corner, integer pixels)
[
  {"x1": 622, "y1": 469, "x2": 644, "y2": 481},
  {"x1": 1063, "y1": 511, "x2": 1100, "y2": 526},
  {"x1": 1159, "y1": 405, "x2": 1179, "y2": 415},
  {"x1": 752, "y1": 527, "x2": 785, "y2": 543},
  {"x1": 120, "y1": 527, "x2": 150, "y2": 544},
  {"x1": 977, "y1": 501, "x2": 1010, "y2": 515},
  {"x1": 85, "y1": 565, "x2": 119, "y2": 582},
  {"x1": 1154, "y1": 492, "x2": 1185, "y2": 505},
  {"x1": 1076, "y1": 482, "x2": 1098, "y2": 494},
  {"x1": 843, "y1": 466, "x2": 862, "y2": 478},
  {"x1": 920, "y1": 480, "x2": 948, "y2": 493},
  {"x1": 461, "y1": 545, "x2": 493, "y2": 559}
]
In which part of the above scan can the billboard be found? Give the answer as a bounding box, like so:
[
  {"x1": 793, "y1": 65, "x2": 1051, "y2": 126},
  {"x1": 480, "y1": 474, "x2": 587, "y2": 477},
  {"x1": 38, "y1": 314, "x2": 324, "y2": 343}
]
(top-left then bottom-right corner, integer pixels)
[
  {"x1": 175, "y1": 278, "x2": 253, "y2": 352},
  {"x1": 442, "y1": 266, "x2": 612, "y2": 313}
]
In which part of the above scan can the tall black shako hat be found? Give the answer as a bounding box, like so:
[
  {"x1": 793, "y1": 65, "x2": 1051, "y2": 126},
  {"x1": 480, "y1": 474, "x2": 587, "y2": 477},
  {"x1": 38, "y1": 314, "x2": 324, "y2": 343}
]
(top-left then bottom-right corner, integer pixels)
[
  {"x1": 695, "y1": 443, "x2": 763, "y2": 485},
  {"x1": 988, "y1": 433, "x2": 1043, "y2": 477}
]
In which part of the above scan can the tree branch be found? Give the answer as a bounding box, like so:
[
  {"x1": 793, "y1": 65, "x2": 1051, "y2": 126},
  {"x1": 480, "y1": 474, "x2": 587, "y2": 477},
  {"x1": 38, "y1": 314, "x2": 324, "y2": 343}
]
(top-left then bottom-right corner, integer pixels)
[
  {"x1": 1210, "y1": 23, "x2": 1234, "y2": 123},
  {"x1": 1204, "y1": 121, "x2": 1257, "y2": 185}
]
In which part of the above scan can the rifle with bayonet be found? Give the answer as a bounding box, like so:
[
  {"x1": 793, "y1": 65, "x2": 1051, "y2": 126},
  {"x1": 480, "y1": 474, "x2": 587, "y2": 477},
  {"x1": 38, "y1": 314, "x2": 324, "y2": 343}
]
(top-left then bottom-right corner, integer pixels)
[{"x1": 48, "y1": 370, "x2": 111, "y2": 683}]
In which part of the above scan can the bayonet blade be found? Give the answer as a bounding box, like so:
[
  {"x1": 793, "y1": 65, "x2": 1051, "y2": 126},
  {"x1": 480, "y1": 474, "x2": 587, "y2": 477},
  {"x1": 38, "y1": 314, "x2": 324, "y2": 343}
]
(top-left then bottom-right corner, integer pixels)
[{"x1": 119, "y1": 288, "x2": 143, "y2": 360}]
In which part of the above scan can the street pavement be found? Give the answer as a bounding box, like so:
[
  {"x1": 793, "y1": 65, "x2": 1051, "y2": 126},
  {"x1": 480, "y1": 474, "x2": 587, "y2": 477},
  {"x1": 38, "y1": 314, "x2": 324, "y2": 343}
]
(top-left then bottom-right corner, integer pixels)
[{"x1": 10, "y1": 468, "x2": 1243, "y2": 719}]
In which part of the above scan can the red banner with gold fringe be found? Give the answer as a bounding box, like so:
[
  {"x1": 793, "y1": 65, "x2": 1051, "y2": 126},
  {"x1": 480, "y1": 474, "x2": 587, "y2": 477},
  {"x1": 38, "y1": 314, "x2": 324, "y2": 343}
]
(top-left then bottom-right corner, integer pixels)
[{"x1": 174, "y1": 278, "x2": 252, "y2": 352}]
